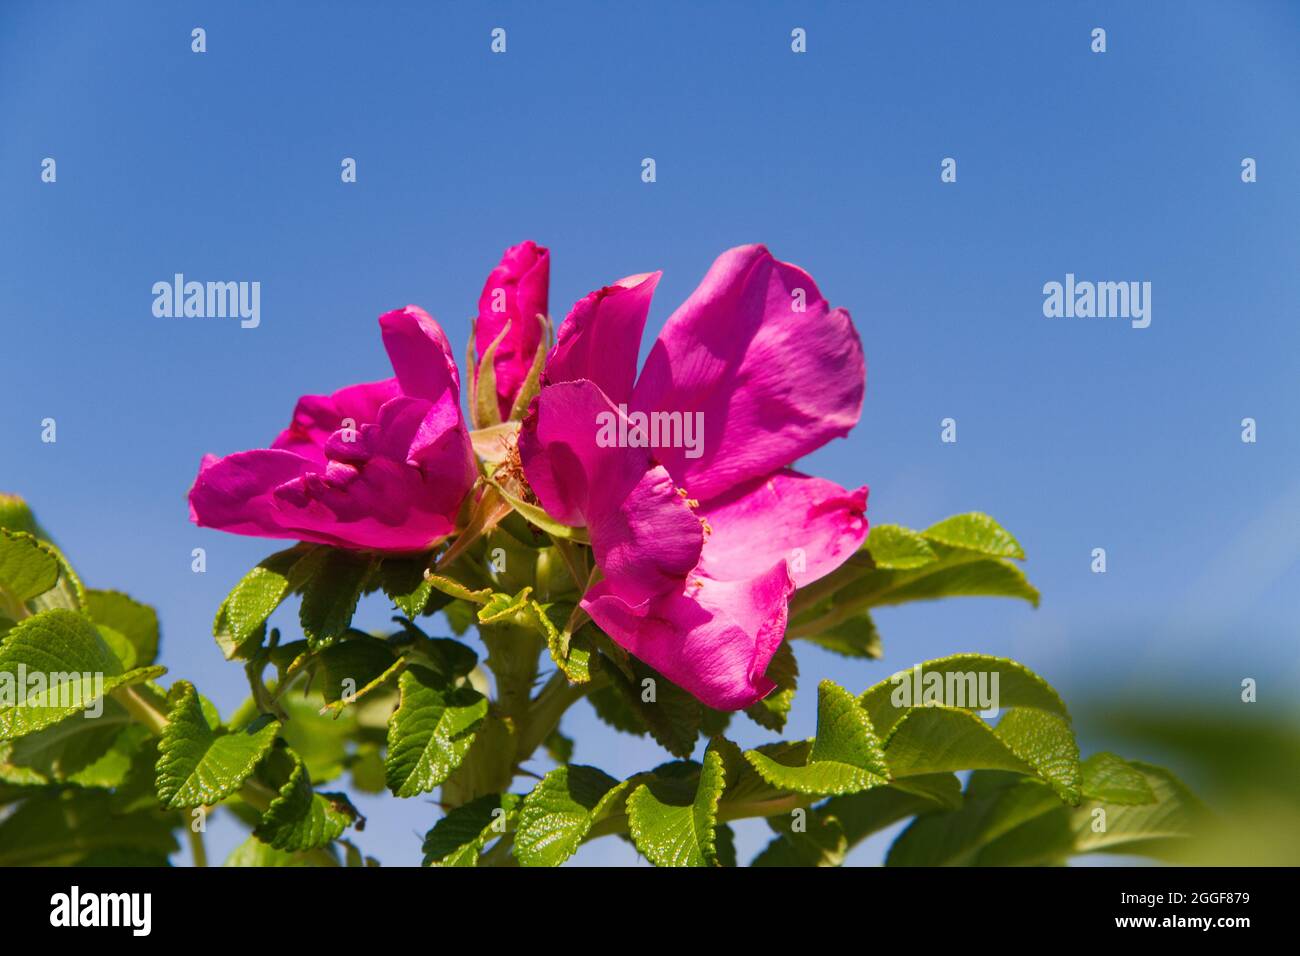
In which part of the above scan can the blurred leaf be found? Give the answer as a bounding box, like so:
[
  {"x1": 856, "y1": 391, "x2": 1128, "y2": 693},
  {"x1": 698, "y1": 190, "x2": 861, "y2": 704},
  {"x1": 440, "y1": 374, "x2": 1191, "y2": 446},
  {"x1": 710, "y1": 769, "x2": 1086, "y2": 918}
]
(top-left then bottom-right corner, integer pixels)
[
  {"x1": 86, "y1": 590, "x2": 159, "y2": 668},
  {"x1": 0, "y1": 609, "x2": 165, "y2": 739}
]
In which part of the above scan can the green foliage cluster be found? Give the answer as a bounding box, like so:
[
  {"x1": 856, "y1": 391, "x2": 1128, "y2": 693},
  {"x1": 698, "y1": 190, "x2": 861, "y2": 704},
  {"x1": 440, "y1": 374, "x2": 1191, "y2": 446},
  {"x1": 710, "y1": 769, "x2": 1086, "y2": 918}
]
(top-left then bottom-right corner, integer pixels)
[{"x1": 0, "y1": 492, "x2": 1202, "y2": 866}]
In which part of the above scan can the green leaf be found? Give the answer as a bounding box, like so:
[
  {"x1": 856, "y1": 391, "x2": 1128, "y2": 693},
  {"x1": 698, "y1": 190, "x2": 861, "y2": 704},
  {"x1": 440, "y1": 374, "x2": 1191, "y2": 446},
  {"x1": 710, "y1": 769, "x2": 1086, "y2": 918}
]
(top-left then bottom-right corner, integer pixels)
[
  {"x1": 384, "y1": 666, "x2": 488, "y2": 797},
  {"x1": 542, "y1": 729, "x2": 574, "y2": 765},
  {"x1": 313, "y1": 637, "x2": 402, "y2": 710},
  {"x1": 0, "y1": 700, "x2": 134, "y2": 783},
  {"x1": 424, "y1": 572, "x2": 493, "y2": 605},
  {"x1": 923, "y1": 512, "x2": 1025, "y2": 559},
  {"x1": 1071, "y1": 761, "x2": 1201, "y2": 857},
  {"x1": 885, "y1": 758, "x2": 1198, "y2": 866},
  {"x1": 1079, "y1": 751, "x2": 1157, "y2": 805},
  {"x1": 528, "y1": 600, "x2": 592, "y2": 684},
  {"x1": 476, "y1": 586, "x2": 533, "y2": 624},
  {"x1": 474, "y1": 319, "x2": 510, "y2": 428},
  {"x1": 751, "y1": 807, "x2": 848, "y2": 867},
  {"x1": 744, "y1": 641, "x2": 798, "y2": 731},
  {"x1": 797, "y1": 610, "x2": 882, "y2": 659},
  {"x1": 515, "y1": 765, "x2": 626, "y2": 867},
  {"x1": 276, "y1": 695, "x2": 356, "y2": 785},
  {"x1": 745, "y1": 681, "x2": 889, "y2": 797},
  {"x1": 0, "y1": 529, "x2": 59, "y2": 604},
  {"x1": 887, "y1": 774, "x2": 1065, "y2": 866},
  {"x1": 86, "y1": 590, "x2": 159, "y2": 668},
  {"x1": 299, "y1": 551, "x2": 374, "y2": 648},
  {"x1": 0, "y1": 493, "x2": 39, "y2": 535},
  {"x1": 865, "y1": 524, "x2": 938, "y2": 569},
  {"x1": 860, "y1": 653, "x2": 1070, "y2": 738},
  {"x1": 422, "y1": 793, "x2": 521, "y2": 866},
  {"x1": 627, "y1": 742, "x2": 730, "y2": 867},
  {"x1": 0, "y1": 609, "x2": 166, "y2": 739},
  {"x1": 0, "y1": 788, "x2": 179, "y2": 866},
  {"x1": 405, "y1": 635, "x2": 479, "y2": 684},
  {"x1": 378, "y1": 556, "x2": 443, "y2": 619},
  {"x1": 156, "y1": 681, "x2": 280, "y2": 808},
  {"x1": 788, "y1": 514, "x2": 1038, "y2": 643},
  {"x1": 603, "y1": 659, "x2": 701, "y2": 759},
  {"x1": 753, "y1": 775, "x2": 965, "y2": 865},
  {"x1": 224, "y1": 834, "x2": 330, "y2": 867},
  {"x1": 213, "y1": 547, "x2": 308, "y2": 660},
  {"x1": 587, "y1": 682, "x2": 648, "y2": 737},
  {"x1": 484, "y1": 473, "x2": 590, "y2": 543},
  {"x1": 253, "y1": 750, "x2": 360, "y2": 851},
  {"x1": 884, "y1": 706, "x2": 1080, "y2": 802}
]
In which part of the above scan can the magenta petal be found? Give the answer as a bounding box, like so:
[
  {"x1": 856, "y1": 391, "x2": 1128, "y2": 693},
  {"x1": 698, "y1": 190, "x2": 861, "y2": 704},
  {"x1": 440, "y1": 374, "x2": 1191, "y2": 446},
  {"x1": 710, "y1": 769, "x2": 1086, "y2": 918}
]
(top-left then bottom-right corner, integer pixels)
[
  {"x1": 582, "y1": 563, "x2": 795, "y2": 711},
  {"x1": 269, "y1": 456, "x2": 460, "y2": 552},
  {"x1": 380, "y1": 306, "x2": 462, "y2": 405},
  {"x1": 272, "y1": 379, "x2": 402, "y2": 466},
  {"x1": 518, "y1": 379, "x2": 653, "y2": 527},
  {"x1": 188, "y1": 448, "x2": 320, "y2": 541},
  {"x1": 193, "y1": 307, "x2": 475, "y2": 553},
  {"x1": 520, "y1": 377, "x2": 707, "y2": 600},
  {"x1": 698, "y1": 469, "x2": 868, "y2": 588},
  {"x1": 631, "y1": 244, "x2": 866, "y2": 500},
  {"x1": 544, "y1": 272, "x2": 660, "y2": 406},
  {"x1": 588, "y1": 464, "x2": 704, "y2": 606},
  {"x1": 476, "y1": 241, "x2": 550, "y2": 419},
  {"x1": 520, "y1": 380, "x2": 702, "y2": 601}
]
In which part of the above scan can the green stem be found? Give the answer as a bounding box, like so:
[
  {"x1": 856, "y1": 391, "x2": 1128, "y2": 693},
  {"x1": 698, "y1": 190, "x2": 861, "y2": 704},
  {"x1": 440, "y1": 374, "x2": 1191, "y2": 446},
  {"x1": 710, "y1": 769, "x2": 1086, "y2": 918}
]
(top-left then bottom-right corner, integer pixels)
[
  {"x1": 187, "y1": 825, "x2": 208, "y2": 868},
  {"x1": 0, "y1": 587, "x2": 30, "y2": 622},
  {"x1": 516, "y1": 669, "x2": 608, "y2": 761},
  {"x1": 479, "y1": 832, "x2": 519, "y2": 867},
  {"x1": 112, "y1": 684, "x2": 169, "y2": 735}
]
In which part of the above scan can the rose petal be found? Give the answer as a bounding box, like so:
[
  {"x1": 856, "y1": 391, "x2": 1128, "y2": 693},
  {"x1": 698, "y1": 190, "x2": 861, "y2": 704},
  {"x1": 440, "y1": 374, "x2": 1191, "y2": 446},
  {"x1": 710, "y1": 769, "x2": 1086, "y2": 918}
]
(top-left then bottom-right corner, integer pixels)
[
  {"x1": 697, "y1": 469, "x2": 868, "y2": 588},
  {"x1": 582, "y1": 563, "x2": 795, "y2": 711},
  {"x1": 632, "y1": 244, "x2": 865, "y2": 499},
  {"x1": 544, "y1": 272, "x2": 660, "y2": 406},
  {"x1": 271, "y1": 379, "x2": 401, "y2": 467},
  {"x1": 380, "y1": 305, "x2": 462, "y2": 405},
  {"x1": 520, "y1": 379, "x2": 703, "y2": 603},
  {"x1": 476, "y1": 241, "x2": 550, "y2": 419}
]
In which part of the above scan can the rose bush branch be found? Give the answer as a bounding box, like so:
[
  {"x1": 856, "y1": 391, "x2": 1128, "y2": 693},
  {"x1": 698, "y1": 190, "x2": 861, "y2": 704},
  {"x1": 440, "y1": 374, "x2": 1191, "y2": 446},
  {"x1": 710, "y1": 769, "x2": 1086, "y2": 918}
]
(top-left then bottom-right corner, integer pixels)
[{"x1": 0, "y1": 244, "x2": 1205, "y2": 866}]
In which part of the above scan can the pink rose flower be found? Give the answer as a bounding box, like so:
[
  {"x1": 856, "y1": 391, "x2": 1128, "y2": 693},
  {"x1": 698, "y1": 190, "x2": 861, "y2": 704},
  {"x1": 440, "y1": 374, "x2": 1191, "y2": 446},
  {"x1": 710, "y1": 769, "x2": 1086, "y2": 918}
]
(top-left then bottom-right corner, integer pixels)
[
  {"x1": 474, "y1": 241, "x2": 550, "y2": 422},
  {"x1": 520, "y1": 245, "x2": 868, "y2": 709},
  {"x1": 189, "y1": 307, "x2": 476, "y2": 553}
]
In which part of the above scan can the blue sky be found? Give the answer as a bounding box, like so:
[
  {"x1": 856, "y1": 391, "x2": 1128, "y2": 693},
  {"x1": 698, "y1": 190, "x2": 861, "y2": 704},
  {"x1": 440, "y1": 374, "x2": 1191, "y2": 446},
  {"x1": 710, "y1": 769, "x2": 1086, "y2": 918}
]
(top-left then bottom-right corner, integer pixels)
[{"x1": 2, "y1": 1, "x2": 1298, "y2": 865}]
